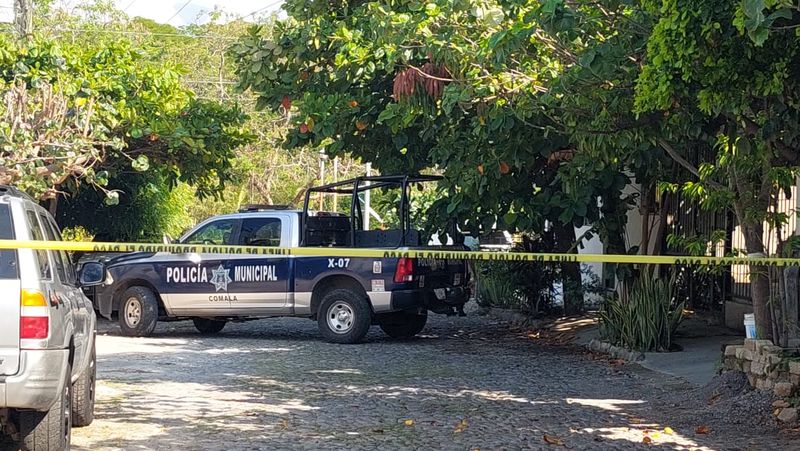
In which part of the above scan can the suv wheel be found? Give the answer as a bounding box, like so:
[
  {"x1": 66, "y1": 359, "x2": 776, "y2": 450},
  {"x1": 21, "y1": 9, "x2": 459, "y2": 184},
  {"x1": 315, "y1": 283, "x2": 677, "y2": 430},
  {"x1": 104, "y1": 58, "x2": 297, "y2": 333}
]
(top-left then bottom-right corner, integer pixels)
[
  {"x1": 72, "y1": 337, "x2": 96, "y2": 427},
  {"x1": 19, "y1": 364, "x2": 71, "y2": 451},
  {"x1": 317, "y1": 289, "x2": 372, "y2": 344},
  {"x1": 118, "y1": 286, "x2": 159, "y2": 337},
  {"x1": 379, "y1": 311, "x2": 428, "y2": 339},
  {"x1": 192, "y1": 318, "x2": 227, "y2": 335}
]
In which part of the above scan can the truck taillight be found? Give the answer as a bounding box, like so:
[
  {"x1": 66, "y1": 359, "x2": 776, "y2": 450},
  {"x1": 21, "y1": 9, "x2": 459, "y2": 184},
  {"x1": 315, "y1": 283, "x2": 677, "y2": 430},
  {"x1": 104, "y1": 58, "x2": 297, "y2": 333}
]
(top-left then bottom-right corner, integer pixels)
[
  {"x1": 20, "y1": 317, "x2": 49, "y2": 339},
  {"x1": 394, "y1": 258, "x2": 414, "y2": 283},
  {"x1": 20, "y1": 289, "x2": 49, "y2": 340}
]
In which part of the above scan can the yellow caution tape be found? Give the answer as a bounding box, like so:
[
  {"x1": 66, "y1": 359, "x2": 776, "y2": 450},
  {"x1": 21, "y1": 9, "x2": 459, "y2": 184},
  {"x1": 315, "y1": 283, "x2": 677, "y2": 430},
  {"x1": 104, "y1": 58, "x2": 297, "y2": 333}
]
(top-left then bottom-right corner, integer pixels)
[{"x1": 0, "y1": 239, "x2": 797, "y2": 266}]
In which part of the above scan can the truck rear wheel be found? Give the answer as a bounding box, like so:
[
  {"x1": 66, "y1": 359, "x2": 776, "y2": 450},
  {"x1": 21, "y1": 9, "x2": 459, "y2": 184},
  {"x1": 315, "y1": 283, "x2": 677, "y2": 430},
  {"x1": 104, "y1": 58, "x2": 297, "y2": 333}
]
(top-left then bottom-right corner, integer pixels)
[
  {"x1": 118, "y1": 286, "x2": 159, "y2": 337},
  {"x1": 18, "y1": 364, "x2": 71, "y2": 451},
  {"x1": 317, "y1": 289, "x2": 372, "y2": 344},
  {"x1": 379, "y1": 311, "x2": 428, "y2": 339},
  {"x1": 193, "y1": 318, "x2": 227, "y2": 334}
]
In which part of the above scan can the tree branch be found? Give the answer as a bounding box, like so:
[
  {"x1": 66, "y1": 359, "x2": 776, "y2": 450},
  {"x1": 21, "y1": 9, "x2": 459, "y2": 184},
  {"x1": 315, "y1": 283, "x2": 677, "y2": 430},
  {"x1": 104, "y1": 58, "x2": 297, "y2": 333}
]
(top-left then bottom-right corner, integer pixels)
[{"x1": 657, "y1": 139, "x2": 726, "y2": 190}]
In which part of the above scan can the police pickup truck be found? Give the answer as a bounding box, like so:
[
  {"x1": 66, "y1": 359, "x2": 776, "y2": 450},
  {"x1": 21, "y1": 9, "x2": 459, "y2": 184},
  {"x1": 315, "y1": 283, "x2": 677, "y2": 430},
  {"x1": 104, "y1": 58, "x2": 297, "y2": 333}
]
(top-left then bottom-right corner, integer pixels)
[{"x1": 81, "y1": 175, "x2": 470, "y2": 344}]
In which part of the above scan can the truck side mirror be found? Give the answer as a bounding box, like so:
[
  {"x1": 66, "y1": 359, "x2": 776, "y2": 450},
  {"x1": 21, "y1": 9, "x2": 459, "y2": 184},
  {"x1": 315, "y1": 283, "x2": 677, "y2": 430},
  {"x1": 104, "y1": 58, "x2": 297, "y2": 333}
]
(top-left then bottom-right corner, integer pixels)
[{"x1": 78, "y1": 262, "x2": 106, "y2": 287}]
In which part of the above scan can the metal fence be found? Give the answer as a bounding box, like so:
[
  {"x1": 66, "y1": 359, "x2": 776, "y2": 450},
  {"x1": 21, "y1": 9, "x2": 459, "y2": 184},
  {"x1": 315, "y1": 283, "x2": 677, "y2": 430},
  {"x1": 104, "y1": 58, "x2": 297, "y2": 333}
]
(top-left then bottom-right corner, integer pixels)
[{"x1": 663, "y1": 186, "x2": 797, "y2": 308}]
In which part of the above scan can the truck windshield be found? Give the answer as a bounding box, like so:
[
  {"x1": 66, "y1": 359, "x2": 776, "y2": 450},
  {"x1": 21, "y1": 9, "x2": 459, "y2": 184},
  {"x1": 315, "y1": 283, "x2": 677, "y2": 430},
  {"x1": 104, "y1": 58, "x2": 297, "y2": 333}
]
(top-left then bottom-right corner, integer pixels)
[{"x1": 0, "y1": 204, "x2": 18, "y2": 279}]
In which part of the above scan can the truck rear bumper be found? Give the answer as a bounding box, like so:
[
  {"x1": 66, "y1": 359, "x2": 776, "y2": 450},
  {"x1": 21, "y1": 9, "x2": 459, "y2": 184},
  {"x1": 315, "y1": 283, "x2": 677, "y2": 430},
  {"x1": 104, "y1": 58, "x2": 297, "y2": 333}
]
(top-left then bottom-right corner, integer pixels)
[
  {"x1": 0, "y1": 349, "x2": 69, "y2": 411},
  {"x1": 390, "y1": 287, "x2": 469, "y2": 312}
]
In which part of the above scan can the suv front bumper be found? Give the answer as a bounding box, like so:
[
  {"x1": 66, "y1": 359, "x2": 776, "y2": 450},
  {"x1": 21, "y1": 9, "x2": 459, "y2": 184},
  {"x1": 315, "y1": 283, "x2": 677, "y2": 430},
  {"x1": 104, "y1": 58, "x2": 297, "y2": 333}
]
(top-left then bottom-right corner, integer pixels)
[{"x1": 0, "y1": 349, "x2": 69, "y2": 411}]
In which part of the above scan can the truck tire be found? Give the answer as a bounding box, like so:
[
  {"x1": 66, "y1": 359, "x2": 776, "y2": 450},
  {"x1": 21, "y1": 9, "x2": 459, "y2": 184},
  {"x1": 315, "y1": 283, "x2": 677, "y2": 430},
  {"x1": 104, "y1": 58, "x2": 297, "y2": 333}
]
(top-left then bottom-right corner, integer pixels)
[
  {"x1": 118, "y1": 286, "x2": 159, "y2": 337},
  {"x1": 317, "y1": 289, "x2": 372, "y2": 344},
  {"x1": 19, "y1": 364, "x2": 71, "y2": 451},
  {"x1": 193, "y1": 318, "x2": 227, "y2": 334},
  {"x1": 71, "y1": 337, "x2": 96, "y2": 427},
  {"x1": 379, "y1": 311, "x2": 428, "y2": 339}
]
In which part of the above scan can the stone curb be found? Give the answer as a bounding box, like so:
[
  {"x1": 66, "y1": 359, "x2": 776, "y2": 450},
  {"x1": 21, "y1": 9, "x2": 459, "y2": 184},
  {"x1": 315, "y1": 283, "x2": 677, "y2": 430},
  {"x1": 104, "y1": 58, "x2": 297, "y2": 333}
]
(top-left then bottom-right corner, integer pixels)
[{"x1": 587, "y1": 338, "x2": 645, "y2": 362}]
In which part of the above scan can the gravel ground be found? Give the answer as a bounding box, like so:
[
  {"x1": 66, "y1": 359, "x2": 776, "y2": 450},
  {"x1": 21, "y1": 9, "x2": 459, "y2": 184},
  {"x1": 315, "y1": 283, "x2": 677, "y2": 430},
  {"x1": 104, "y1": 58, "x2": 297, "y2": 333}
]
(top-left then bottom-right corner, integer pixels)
[{"x1": 71, "y1": 307, "x2": 796, "y2": 450}]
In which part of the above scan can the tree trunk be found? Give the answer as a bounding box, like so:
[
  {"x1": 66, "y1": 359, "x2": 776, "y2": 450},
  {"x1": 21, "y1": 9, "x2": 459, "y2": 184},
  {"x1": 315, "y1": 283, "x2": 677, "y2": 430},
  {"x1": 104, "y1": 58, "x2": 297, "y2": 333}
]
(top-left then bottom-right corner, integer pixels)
[
  {"x1": 640, "y1": 183, "x2": 652, "y2": 255},
  {"x1": 555, "y1": 224, "x2": 583, "y2": 315},
  {"x1": 742, "y1": 221, "x2": 773, "y2": 340}
]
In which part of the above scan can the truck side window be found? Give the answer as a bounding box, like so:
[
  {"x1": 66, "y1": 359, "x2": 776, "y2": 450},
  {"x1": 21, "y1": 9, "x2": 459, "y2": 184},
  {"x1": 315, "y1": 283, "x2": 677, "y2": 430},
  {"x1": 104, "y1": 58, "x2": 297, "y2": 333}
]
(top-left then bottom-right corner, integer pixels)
[
  {"x1": 25, "y1": 210, "x2": 52, "y2": 280},
  {"x1": 239, "y1": 218, "x2": 282, "y2": 247},
  {"x1": 183, "y1": 219, "x2": 237, "y2": 245}
]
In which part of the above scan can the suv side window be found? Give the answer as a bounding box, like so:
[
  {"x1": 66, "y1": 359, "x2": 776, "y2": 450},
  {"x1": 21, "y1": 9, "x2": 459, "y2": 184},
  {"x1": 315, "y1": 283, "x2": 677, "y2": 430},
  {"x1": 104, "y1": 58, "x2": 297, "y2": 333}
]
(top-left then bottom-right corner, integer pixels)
[
  {"x1": 25, "y1": 210, "x2": 51, "y2": 280},
  {"x1": 239, "y1": 218, "x2": 282, "y2": 247},
  {"x1": 0, "y1": 204, "x2": 18, "y2": 279},
  {"x1": 182, "y1": 219, "x2": 237, "y2": 245},
  {"x1": 40, "y1": 213, "x2": 73, "y2": 285}
]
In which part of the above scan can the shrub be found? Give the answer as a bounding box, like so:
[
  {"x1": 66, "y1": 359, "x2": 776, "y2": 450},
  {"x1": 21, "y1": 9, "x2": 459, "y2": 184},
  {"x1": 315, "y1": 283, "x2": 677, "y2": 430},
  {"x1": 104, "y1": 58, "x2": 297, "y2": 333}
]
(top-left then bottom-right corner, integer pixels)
[
  {"x1": 599, "y1": 270, "x2": 685, "y2": 352},
  {"x1": 476, "y1": 259, "x2": 559, "y2": 315}
]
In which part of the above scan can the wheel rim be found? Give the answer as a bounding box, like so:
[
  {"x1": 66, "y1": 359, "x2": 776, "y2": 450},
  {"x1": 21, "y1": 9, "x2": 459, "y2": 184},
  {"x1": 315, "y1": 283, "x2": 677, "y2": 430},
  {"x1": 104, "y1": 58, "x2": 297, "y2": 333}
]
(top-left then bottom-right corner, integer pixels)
[
  {"x1": 124, "y1": 297, "x2": 142, "y2": 328},
  {"x1": 326, "y1": 301, "x2": 355, "y2": 334}
]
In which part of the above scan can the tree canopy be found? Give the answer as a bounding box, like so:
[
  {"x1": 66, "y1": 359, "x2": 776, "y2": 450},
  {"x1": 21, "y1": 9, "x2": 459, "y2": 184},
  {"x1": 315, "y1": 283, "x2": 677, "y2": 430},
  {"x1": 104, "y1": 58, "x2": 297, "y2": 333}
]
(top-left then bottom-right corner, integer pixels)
[
  {"x1": 0, "y1": 34, "x2": 251, "y2": 207},
  {"x1": 234, "y1": 0, "x2": 800, "y2": 331}
]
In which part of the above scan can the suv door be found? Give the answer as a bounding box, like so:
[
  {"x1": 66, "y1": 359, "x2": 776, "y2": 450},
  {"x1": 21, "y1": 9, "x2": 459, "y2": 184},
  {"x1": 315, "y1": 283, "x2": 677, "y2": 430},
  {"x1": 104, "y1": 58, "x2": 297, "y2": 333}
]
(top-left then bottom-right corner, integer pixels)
[
  {"x1": 227, "y1": 216, "x2": 291, "y2": 315},
  {"x1": 161, "y1": 218, "x2": 239, "y2": 314},
  {"x1": 0, "y1": 203, "x2": 20, "y2": 376},
  {"x1": 40, "y1": 212, "x2": 89, "y2": 368}
]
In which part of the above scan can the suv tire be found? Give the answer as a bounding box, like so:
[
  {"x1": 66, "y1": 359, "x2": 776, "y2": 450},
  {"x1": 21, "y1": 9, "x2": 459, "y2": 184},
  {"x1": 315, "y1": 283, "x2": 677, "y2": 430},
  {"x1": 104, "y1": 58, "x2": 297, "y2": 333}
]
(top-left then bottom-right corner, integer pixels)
[
  {"x1": 19, "y1": 364, "x2": 71, "y2": 451},
  {"x1": 118, "y1": 286, "x2": 159, "y2": 337},
  {"x1": 193, "y1": 318, "x2": 227, "y2": 334},
  {"x1": 317, "y1": 289, "x2": 372, "y2": 344},
  {"x1": 379, "y1": 311, "x2": 428, "y2": 339},
  {"x1": 72, "y1": 337, "x2": 96, "y2": 427}
]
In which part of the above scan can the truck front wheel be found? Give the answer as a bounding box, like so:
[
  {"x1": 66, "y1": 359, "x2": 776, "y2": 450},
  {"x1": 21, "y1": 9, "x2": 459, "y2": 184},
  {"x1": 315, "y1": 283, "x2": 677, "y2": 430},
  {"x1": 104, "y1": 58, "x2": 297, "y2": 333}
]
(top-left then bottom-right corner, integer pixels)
[
  {"x1": 118, "y1": 286, "x2": 159, "y2": 337},
  {"x1": 317, "y1": 289, "x2": 372, "y2": 344},
  {"x1": 379, "y1": 311, "x2": 428, "y2": 339}
]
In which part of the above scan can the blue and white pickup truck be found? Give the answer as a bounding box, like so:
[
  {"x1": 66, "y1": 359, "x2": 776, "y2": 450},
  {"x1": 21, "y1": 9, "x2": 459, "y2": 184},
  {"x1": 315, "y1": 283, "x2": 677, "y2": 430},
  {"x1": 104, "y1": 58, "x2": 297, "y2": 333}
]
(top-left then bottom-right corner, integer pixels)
[{"x1": 81, "y1": 176, "x2": 470, "y2": 343}]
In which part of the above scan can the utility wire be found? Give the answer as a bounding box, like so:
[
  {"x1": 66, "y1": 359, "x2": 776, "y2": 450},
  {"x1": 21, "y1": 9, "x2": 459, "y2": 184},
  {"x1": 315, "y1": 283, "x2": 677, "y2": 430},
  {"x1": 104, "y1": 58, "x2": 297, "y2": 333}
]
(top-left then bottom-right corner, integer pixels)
[
  {"x1": 122, "y1": 0, "x2": 138, "y2": 12},
  {"x1": 165, "y1": 0, "x2": 193, "y2": 24},
  {"x1": 46, "y1": 27, "x2": 238, "y2": 40},
  {"x1": 243, "y1": 0, "x2": 283, "y2": 19}
]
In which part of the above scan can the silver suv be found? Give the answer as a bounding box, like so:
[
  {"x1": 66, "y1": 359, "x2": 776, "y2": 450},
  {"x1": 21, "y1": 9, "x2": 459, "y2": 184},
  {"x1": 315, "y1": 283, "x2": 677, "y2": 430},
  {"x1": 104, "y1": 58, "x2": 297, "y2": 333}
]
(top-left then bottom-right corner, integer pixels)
[{"x1": 0, "y1": 186, "x2": 97, "y2": 450}]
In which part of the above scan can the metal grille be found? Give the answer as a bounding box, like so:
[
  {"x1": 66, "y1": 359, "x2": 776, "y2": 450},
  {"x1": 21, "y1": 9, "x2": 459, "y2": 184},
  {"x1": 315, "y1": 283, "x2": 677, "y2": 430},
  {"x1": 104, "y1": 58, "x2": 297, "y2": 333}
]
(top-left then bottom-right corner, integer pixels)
[
  {"x1": 663, "y1": 189, "x2": 729, "y2": 311},
  {"x1": 729, "y1": 187, "x2": 797, "y2": 302}
]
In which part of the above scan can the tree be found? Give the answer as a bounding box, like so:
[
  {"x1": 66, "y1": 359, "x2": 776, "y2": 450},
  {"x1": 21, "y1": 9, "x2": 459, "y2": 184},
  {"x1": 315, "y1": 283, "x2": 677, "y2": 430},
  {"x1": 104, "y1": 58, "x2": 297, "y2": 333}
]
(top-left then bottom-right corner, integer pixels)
[
  {"x1": 0, "y1": 34, "x2": 251, "y2": 218},
  {"x1": 634, "y1": 0, "x2": 800, "y2": 343},
  {"x1": 233, "y1": 0, "x2": 670, "y2": 313}
]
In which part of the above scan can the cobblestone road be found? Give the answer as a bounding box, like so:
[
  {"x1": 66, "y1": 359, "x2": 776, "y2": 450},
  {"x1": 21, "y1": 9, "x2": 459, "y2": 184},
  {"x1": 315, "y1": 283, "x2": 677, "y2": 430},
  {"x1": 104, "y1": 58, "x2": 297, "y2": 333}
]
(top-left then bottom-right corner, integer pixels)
[{"x1": 73, "y1": 310, "x2": 794, "y2": 450}]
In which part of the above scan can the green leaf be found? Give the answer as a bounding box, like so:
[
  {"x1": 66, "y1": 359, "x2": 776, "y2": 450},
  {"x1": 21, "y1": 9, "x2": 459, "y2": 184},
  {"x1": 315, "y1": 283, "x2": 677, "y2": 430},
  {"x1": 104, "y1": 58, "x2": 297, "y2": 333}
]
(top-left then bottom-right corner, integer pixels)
[
  {"x1": 104, "y1": 191, "x2": 120, "y2": 206},
  {"x1": 132, "y1": 155, "x2": 150, "y2": 172},
  {"x1": 484, "y1": 8, "x2": 505, "y2": 26},
  {"x1": 425, "y1": 3, "x2": 440, "y2": 17},
  {"x1": 749, "y1": 25, "x2": 770, "y2": 46},
  {"x1": 95, "y1": 170, "x2": 109, "y2": 186},
  {"x1": 742, "y1": 0, "x2": 765, "y2": 20}
]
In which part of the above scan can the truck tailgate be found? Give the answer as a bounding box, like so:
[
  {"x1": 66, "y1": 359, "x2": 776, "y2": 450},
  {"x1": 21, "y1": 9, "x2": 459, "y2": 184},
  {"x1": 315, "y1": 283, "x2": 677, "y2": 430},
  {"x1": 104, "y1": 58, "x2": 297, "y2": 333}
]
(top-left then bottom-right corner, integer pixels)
[
  {"x1": 0, "y1": 278, "x2": 20, "y2": 376},
  {"x1": 414, "y1": 248, "x2": 468, "y2": 289}
]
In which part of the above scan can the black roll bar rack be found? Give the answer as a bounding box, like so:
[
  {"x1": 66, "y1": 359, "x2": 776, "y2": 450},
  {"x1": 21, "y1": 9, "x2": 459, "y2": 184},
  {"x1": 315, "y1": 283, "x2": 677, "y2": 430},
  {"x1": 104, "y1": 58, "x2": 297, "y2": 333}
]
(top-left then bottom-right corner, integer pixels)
[{"x1": 301, "y1": 174, "x2": 443, "y2": 247}]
